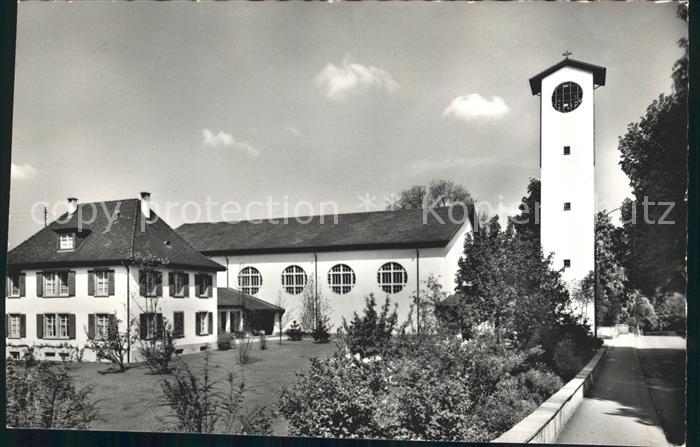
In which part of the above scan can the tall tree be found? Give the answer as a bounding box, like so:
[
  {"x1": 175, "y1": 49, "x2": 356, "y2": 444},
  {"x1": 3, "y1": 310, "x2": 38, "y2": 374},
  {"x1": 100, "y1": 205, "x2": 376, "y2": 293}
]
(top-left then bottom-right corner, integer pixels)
[
  {"x1": 592, "y1": 211, "x2": 629, "y2": 326},
  {"x1": 453, "y1": 215, "x2": 570, "y2": 346},
  {"x1": 511, "y1": 177, "x2": 541, "y2": 244},
  {"x1": 392, "y1": 179, "x2": 474, "y2": 210},
  {"x1": 617, "y1": 5, "x2": 687, "y2": 296}
]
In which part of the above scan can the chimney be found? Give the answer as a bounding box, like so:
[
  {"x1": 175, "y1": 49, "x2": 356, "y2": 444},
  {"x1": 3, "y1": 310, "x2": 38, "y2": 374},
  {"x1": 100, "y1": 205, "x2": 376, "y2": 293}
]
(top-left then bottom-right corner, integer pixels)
[
  {"x1": 67, "y1": 197, "x2": 78, "y2": 214},
  {"x1": 140, "y1": 192, "x2": 151, "y2": 217}
]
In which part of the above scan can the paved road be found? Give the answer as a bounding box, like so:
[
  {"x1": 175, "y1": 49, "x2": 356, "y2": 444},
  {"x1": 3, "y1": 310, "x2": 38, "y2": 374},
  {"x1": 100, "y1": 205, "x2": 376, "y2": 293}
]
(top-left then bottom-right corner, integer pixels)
[
  {"x1": 556, "y1": 335, "x2": 678, "y2": 446},
  {"x1": 635, "y1": 336, "x2": 686, "y2": 445}
]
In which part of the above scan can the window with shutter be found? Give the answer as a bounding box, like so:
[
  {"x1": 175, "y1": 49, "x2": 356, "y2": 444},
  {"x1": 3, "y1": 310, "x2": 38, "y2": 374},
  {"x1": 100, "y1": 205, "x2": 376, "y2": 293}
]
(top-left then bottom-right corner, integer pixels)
[
  {"x1": 8, "y1": 314, "x2": 22, "y2": 338},
  {"x1": 7, "y1": 274, "x2": 21, "y2": 297},
  {"x1": 43, "y1": 272, "x2": 70, "y2": 297},
  {"x1": 95, "y1": 271, "x2": 110, "y2": 296},
  {"x1": 41, "y1": 313, "x2": 72, "y2": 339},
  {"x1": 173, "y1": 312, "x2": 184, "y2": 338}
]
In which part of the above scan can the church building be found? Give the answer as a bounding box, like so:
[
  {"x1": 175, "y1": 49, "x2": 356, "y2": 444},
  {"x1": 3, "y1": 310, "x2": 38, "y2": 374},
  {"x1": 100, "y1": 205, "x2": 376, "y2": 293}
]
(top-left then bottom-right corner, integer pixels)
[{"x1": 176, "y1": 205, "x2": 475, "y2": 331}]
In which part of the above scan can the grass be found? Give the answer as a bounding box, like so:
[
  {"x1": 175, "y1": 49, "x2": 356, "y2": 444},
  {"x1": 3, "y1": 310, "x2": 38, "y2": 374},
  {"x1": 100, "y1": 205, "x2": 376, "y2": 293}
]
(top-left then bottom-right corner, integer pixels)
[{"x1": 66, "y1": 338, "x2": 337, "y2": 434}]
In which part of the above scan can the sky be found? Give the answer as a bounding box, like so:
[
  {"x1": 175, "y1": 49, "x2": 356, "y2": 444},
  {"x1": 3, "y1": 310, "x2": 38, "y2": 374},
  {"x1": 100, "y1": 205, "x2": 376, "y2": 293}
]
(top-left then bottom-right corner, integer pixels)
[{"x1": 7, "y1": 1, "x2": 687, "y2": 249}]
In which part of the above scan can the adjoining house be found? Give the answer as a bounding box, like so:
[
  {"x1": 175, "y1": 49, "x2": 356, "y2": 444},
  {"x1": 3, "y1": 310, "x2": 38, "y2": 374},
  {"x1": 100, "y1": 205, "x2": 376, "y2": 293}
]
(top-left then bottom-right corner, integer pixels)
[
  {"x1": 4, "y1": 193, "x2": 225, "y2": 362},
  {"x1": 176, "y1": 205, "x2": 475, "y2": 330},
  {"x1": 217, "y1": 287, "x2": 285, "y2": 335}
]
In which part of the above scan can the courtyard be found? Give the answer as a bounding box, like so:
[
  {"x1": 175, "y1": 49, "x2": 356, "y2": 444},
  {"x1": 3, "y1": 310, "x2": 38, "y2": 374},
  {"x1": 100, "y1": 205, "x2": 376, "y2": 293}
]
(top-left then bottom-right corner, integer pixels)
[{"x1": 66, "y1": 338, "x2": 337, "y2": 434}]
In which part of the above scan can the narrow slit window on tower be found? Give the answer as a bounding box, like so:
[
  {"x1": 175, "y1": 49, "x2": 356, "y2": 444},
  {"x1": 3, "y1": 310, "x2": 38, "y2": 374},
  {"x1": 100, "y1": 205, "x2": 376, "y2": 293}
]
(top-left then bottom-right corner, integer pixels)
[
  {"x1": 563, "y1": 146, "x2": 571, "y2": 155},
  {"x1": 563, "y1": 259, "x2": 571, "y2": 268},
  {"x1": 563, "y1": 202, "x2": 571, "y2": 211}
]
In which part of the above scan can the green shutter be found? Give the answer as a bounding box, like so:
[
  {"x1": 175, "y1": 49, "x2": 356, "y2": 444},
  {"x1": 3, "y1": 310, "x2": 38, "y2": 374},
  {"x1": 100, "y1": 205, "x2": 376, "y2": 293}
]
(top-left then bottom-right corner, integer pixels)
[
  {"x1": 184, "y1": 273, "x2": 190, "y2": 297},
  {"x1": 88, "y1": 314, "x2": 95, "y2": 338},
  {"x1": 68, "y1": 271, "x2": 76, "y2": 297},
  {"x1": 156, "y1": 271, "x2": 163, "y2": 297},
  {"x1": 139, "y1": 314, "x2": 147, "y2": 339},
  {"x1": 139, "y1": 271, "x2": 146, "y2": 296},
  {"x1": 36, "y1": 272, "x2": 43, "y2": 297},
  {"x1": 168, "y1": 272, "x2": 175, "y2": 297},
  {"x1": 36, "y1": 314, "x2": 43, "y2": 339},
  {"x1": 20, "y1": 315, "x2": 26, "y2": 338},
  {"x1": 87, "y1": 271, "x2": 95, "y2": 296},
  {"x1": 108, "y1": 270, "x2": 115, "y2": 296},
  {"x1": 208, "y1": 312, "x2": 213, "y2": 335},
  {"x1": 68, "y1": 314, "x2": 76, "y2": 339},
  {"x1": 19, "y1": 274, "x2": 26, "y2": 297}
]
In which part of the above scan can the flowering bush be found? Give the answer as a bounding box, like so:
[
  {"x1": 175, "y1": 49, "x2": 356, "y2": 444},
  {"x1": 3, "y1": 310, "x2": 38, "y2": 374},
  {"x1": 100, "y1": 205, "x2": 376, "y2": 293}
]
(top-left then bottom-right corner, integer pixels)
[{"x1": 279, "y1": 334, "x2": 562, "y2": 441}]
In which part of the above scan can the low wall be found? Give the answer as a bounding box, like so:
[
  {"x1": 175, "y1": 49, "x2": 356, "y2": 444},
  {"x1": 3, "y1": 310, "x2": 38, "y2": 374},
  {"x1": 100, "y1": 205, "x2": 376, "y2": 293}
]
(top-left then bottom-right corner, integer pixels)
[{"x1": 492, "y1": 347, "x2": 607, "y2": 444}]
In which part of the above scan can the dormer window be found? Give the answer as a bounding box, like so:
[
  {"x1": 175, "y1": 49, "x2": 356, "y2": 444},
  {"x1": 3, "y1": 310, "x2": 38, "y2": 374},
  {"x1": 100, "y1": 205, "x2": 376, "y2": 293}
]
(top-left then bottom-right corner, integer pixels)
[{"x1": 59, "y1": 233, "x2": 75, "y2": 250}]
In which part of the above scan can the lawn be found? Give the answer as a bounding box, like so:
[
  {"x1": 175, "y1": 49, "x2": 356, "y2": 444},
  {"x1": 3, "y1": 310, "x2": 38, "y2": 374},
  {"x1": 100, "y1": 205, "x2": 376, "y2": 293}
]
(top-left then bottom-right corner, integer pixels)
[{"x1": 67, "y1": 338, "x2": 337, "y2": 434}]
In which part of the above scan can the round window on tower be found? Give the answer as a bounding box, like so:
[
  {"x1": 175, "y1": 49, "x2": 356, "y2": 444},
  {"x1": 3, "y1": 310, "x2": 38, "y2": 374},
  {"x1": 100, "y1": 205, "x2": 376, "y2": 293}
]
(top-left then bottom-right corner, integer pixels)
[{"x1": 551, "y1": 81, "x2": 583, "y2": 113}]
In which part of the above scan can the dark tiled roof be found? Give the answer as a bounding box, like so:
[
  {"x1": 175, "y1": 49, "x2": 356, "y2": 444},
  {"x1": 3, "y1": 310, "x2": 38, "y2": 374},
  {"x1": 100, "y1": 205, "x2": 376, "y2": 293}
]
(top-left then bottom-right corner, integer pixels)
[
  {"x1": 217, "y1": 287, "x2": 285, "y2": 312},
  {"x1": 7, "y1": 199, "x2": 224, "y2": 271},
  {"x1": 529, "y1": 58, "x2": 606, "y2": 95},
  {"x1": 177, "y1": 205, "x2": 474, "y2": 255}
]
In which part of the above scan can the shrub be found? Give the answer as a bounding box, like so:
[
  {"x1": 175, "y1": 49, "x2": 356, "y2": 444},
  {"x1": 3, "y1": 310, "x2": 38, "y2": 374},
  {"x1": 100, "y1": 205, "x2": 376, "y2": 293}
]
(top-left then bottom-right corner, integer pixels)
[
  {"x1": 341, "y1": 294, "x2": 404, "y2": 358},
  {"x1": 259, "y1": 333, "x2": 267, "y2": 350},
  {"x1": 280, "y1": 333, "x2": 562, "y2": 441},
  {"x1": 238, "y1": 336, "x2": 253, "y2": 365},
  {"x1": 6, "y1": 362, "x2": 101, "y2": 429},
  {"x1": 139, "y1": 322, "x2": 177, "y2": 374},
  {"x1": 552, "y1": 337, "x2": 584, "y2": 381},
  {"x1": 311, "y1": 321, "x2": 331, "y2": 343},
  {"x1": 218, "y1": 331, "x2": 234, "y2": 351},
  {"x1": 159, "y1": 356, "x2": 272, "y2": 434},
  {"x1": 284, "y1": 320, "x2": 304, "y2": 341},
  {"x1": 86, "y1": 317, "x2": 132, "y2": 372}
]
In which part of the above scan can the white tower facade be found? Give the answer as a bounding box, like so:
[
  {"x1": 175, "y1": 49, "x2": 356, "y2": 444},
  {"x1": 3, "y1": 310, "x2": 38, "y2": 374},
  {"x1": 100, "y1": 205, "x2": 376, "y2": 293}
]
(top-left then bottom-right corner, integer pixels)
[{"x1": 530, "y1": 58, "x2": 606, "y2": 323}]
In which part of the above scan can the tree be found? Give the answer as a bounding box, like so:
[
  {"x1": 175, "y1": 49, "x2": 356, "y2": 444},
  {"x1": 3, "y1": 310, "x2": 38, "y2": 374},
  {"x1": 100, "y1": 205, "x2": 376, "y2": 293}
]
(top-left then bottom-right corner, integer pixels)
[
  {"x1": 298, "y1": 280, "x2": 330, "y2": 333},
  {"x1": 593, "y1": 211, "x2": 629, "y2": 326},
  {"x1": 391, "y1": 179, "x2": 474, "y2": 209},
  {"x1": 85, "y1": 316, "x2": 133, "y2": 372},
  {"x1": 454, "y1": 215, "x2": 573, "y2": 348},
  {"x1": 617, "y1": 7, "x2": 687, "y2": 296},
  {"x1": 511, "y1": 178, "x2": 540, "y2": 244}
]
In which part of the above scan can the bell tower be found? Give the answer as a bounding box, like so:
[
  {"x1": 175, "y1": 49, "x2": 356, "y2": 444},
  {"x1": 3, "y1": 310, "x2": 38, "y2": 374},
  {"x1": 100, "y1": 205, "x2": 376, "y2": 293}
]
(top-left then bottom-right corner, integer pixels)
[{"x1": 529, "y1": 55, "x2": 606, "y2": 323}]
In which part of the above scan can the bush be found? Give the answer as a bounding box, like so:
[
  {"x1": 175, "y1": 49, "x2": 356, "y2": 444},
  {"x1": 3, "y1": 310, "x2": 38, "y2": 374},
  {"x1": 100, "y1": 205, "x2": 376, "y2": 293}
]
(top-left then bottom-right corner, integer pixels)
[
  {"x1": 341, "y1": 294, "x2": 404, "y2": 358},
  {"x1": 238, "y1": 336, "x2": 253, "y2": 365},
  {"x1": 284, "y1": 320, "x2": 304, "y2": 341},
  {"x1": 6, "y1": 362, "x2": 101, "y2": 429},
  {"x1": 159, "y1": 356, "x2": 272, "y2": 434},
  {"x1": 311, "y1": 321, "x2": 331, "y2": 343},
  {"x1": 279, "y1": 333, "x2": 562, "y2": 441},
  {"x1": 86, "y1": 317, "x2": 132, "y2": 372},
  {"x1": 259, "y1": 333, "x2": 267, "y2": 350},
  {"x1": 552, "y1": 337, "x2": 583, "y2": 381},
  {"x1": 218, "y1": 332, "x2": 234, "y2": 351}
]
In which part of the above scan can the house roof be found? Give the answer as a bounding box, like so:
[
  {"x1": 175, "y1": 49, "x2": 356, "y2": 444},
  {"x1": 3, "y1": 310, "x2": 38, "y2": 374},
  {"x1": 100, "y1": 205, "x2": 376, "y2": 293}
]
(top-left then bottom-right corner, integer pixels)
[
  {"x1": 529, "y1": 58, "x2": 606, "y2": 95},
  {"x1": 217, "y1": 287, "x2": 285, "y2": 313},
  {"x1": 7, "y1": 198, "x2": 224, "y2": 272},
  {"x1": 176, "y1": 205, "x2": 475, "y2": 256}
]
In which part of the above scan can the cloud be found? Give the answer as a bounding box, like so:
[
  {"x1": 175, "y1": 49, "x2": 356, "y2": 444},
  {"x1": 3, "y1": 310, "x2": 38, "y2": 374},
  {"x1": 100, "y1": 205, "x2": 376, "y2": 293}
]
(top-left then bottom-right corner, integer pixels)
[
  {"x1": 314, "y1": 57, "x2": 400, "y2": 100},
  {"x1": 202, "y1": 129, "x2": 261, "y2": 157},
  {"x1": 11, "y1": 163, "x2": 38, "y2": 180},
  {"x1": 442, "y1": 94, "x2": 510, "y2": 122}
]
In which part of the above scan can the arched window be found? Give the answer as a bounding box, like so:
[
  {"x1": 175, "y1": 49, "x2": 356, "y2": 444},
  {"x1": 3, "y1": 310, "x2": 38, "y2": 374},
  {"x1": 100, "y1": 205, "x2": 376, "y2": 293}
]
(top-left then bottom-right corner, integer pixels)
[
  {"x1": 281, "y1": 265, "x2": 307, "y2": 295},
  {"x1": 551, "y1": 81, "x2": 583, "y2": 113},
  {"x1": 328, "y1": 264, "x2": 356, "y2": 294},
  {"x1": 238, "y1": 267, "x2": 262, "y2": 295},
  {"x1": 377, "y1": 262, "x2": 408, "y2": 294}
]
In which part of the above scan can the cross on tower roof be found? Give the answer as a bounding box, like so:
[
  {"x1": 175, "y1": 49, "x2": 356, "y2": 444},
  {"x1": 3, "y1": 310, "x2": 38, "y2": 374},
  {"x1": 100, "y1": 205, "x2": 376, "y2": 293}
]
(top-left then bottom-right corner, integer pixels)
[{"x1": 563, "y1": 50, "x2": 573, "y2": 59}]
